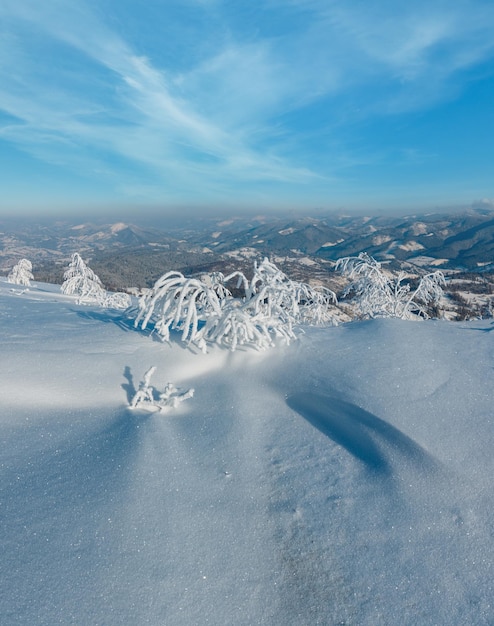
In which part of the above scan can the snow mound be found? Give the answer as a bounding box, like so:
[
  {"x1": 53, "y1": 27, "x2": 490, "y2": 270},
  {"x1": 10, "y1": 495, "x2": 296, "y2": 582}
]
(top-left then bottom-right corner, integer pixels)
[{"x1": 1, "y1": 280, "x2": 493, "y2": 625}]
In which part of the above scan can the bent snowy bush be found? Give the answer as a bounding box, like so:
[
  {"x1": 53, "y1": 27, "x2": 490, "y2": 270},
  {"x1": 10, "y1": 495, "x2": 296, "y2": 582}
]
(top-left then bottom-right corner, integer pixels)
[
  {"x1": 135, "y1": 258, "x2": 338, "y2": 351},
  {"x1": 336, "y1": 253, "x2": 445, "y2": 320}
]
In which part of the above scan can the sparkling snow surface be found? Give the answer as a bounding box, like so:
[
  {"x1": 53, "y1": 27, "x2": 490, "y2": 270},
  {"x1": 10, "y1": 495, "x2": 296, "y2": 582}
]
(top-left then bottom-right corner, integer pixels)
[{"x1": 1, "y1": 280, "x2": 493, "y2": 625}]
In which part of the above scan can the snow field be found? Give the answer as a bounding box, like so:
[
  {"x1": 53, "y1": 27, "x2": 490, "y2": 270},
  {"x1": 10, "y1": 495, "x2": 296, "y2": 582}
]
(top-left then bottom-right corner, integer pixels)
[{"x1": 1, "y1": 280, "x2": 493, "y2": 624}]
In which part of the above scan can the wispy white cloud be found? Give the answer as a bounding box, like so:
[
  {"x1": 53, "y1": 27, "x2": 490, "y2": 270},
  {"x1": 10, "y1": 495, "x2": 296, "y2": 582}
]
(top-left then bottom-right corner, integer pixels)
[
  {"x1": 271, "y1": 0, "x2": 494, "y2": 110},
  {"x1": 1, "y1": 0, "x2": 494, "y2": 208},
  {"x1": 0, "y1": 0, "x2": 318, "y2": 203}
]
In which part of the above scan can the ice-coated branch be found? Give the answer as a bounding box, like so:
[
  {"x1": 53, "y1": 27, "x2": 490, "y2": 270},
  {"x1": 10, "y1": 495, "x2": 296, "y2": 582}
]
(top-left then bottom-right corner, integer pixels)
[
  {"x1": 336, "y1": 253, "x2": 445, "y2": 320},
  {"x1": 159, "y1": 383, "x2": 195, "y2": 409},
  {"x1": 130, "y1": 366, "x2": 157, "y2": 409},
  {"x1": 134, "y1": 258, "x2": 339, "y2": 352},
  {"x1": 129, "y1": 367, "x2": 194, "y2": 412}
]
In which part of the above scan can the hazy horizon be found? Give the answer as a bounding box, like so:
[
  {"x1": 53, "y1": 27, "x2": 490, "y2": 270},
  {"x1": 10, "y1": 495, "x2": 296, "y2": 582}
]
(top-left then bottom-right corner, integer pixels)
[{"x1": 2, "y1": 200, "x2": 494, "y2": 232}]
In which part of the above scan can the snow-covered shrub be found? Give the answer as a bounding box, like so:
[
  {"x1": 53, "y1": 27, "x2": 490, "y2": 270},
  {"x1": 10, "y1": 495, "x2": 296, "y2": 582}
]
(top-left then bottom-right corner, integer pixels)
[
  {"x1": 129, "y1": 366, "x2": 194, "y2": 412},
  {"x1": 135, "y1": 258, "x2": 339, "y2": 352},
  {"x1": 61, "y1": 253, "x2": 131, "y2": 309},
  {"x1": 8, "y1": 259, "x2": 33, "y2": 286},
  {"x1": 103, "y1": 291, "x2": 132, "y2": 309},
  {"x1": 135, "y1": 271, "x2": 223, "y2": 345},
  {"x1": 222, "y1": 258, "x2": 338, "y2": 328},
  {"x1": 336, "y1": 253, "x2": 445, "y2": 320},
  {"x1": 196, "y1": 299, "x2": 279, "y2": 352}
]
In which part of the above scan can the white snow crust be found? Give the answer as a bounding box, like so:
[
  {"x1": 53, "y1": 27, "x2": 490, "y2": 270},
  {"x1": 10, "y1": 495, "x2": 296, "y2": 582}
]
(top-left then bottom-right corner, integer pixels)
[{"x1": 1, "y1": 280, "x2": 493, "y2": 625}]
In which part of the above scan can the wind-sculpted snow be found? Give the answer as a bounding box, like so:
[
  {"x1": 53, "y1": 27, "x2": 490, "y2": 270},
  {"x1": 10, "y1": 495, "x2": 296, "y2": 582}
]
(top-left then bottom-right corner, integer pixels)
[
  {"x1": 286, "y1": 393, "x2": 439, "y2": 474},
  {"x1": 1, "y1": 279, "x2": 494, "y2": 625}
]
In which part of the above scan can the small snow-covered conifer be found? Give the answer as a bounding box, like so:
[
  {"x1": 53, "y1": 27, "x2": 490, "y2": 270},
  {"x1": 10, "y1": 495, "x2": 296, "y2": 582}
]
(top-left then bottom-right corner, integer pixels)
[
  {"x1": 8, "y1": 259, "x2": 34, "y2": 286},
  {"x1": 61, "y1": 253, "x2": 106, "y2": 305},
  {"x1": 60, "y1": 253, "x2": 130, "y2": 309}
]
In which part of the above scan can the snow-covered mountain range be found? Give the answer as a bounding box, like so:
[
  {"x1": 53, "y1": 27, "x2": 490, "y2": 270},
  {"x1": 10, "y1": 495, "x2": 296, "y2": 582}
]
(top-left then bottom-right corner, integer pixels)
[
  {"x1": 2, "y1": 208, "x2": 494, "y2": 320},
  {"x1": 2, "y1": 208, "x2": 494, "y2": 286}
]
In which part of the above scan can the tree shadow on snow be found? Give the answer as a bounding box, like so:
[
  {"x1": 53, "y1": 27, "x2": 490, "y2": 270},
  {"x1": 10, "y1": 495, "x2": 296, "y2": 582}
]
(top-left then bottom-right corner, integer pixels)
[
  {"x1": 122, "y1": 365, "x2": 136, "y2": 403},
  {"x1": 1, "y1": 410, "x2": 144, "y2": 521},
  {"x1": 0, "y1": 409, "x2": 148, "y2": 620},
  {"x1": 75, "y1": 309, "x2": 136, "y2": 332},
  {"x1": 287, "y1": 393, "x2": 438, "y2": 476},
  {"x1": 462, "y1": 323, "x2": 494, "y2": 333}
]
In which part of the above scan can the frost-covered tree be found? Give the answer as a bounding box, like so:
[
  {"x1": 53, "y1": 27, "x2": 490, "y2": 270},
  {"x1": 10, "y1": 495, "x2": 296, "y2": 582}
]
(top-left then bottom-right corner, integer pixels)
[
  {"x1": 336, "y1": 253, "x2": 445, "y2": 320},
  {"x1": 61, "y1": 253, "x2": 131, "y2": 309},
  {"x1": 196, "y1": 299, "x2": 279, "y2": 352},
  {"x1": 135, "y1": 258, "x2": 339, "y2": 352},
  {"x1": 8, "y1": 259, "x2": 33, "y2": 286},
  {"x1": 211, "y1": 259, "x2": 338, "y2": 348},
  {"x1": 61, "y1": 253, "x2": 106, "y2": 305}
]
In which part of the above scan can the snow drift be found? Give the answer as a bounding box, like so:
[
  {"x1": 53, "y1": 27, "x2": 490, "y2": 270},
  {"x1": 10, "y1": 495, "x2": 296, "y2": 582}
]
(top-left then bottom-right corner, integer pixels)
[{"x1": 0, "y1": 280, "x2": 493, "y2": 625}]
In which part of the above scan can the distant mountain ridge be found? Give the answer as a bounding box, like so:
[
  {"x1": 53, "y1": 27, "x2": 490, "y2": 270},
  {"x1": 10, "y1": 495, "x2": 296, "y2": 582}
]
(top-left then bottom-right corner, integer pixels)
[{"x1": 1, "y1": 209, "x2": 494, "y2": 292}]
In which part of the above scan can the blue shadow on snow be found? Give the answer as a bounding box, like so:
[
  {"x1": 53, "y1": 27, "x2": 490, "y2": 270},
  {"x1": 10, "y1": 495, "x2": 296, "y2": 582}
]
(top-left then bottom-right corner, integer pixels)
[{"x1": 287, "y1": 393, "x2": 438, "y2": 475}]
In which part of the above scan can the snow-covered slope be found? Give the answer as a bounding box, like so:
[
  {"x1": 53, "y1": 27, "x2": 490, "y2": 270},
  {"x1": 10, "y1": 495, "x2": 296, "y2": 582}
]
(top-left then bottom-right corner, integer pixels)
[{"x1": 1, "y1": 280, "x2": 493, "y2": 625}]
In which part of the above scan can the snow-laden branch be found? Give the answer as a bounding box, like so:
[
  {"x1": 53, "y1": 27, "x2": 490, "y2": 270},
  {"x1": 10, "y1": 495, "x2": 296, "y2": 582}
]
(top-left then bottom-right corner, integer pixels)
[
  {"x1": 129, "y1": 367, "x2": 194, "y2": 412},
  {"x1": 336, "y1": 253, "x2": 445, "y2": 320},
  {"x1": 135, "y1": 271, "x2": 223, "y2": 344},
  {"x1": 134, "y1": 258, "x2": 339, "y2": 351}
]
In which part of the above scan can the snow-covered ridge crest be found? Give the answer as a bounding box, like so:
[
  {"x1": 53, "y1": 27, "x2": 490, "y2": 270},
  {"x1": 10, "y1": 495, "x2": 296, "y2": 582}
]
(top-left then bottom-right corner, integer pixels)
[{"x1": 110, "y1": 222, "x2": 129, "y2": 233}]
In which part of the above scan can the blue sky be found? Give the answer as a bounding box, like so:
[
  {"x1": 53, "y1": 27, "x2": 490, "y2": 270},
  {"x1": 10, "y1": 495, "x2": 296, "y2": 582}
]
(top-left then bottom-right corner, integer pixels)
[{"x1": 1, "y1": 0, "x2": 494, "y2": 217}]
